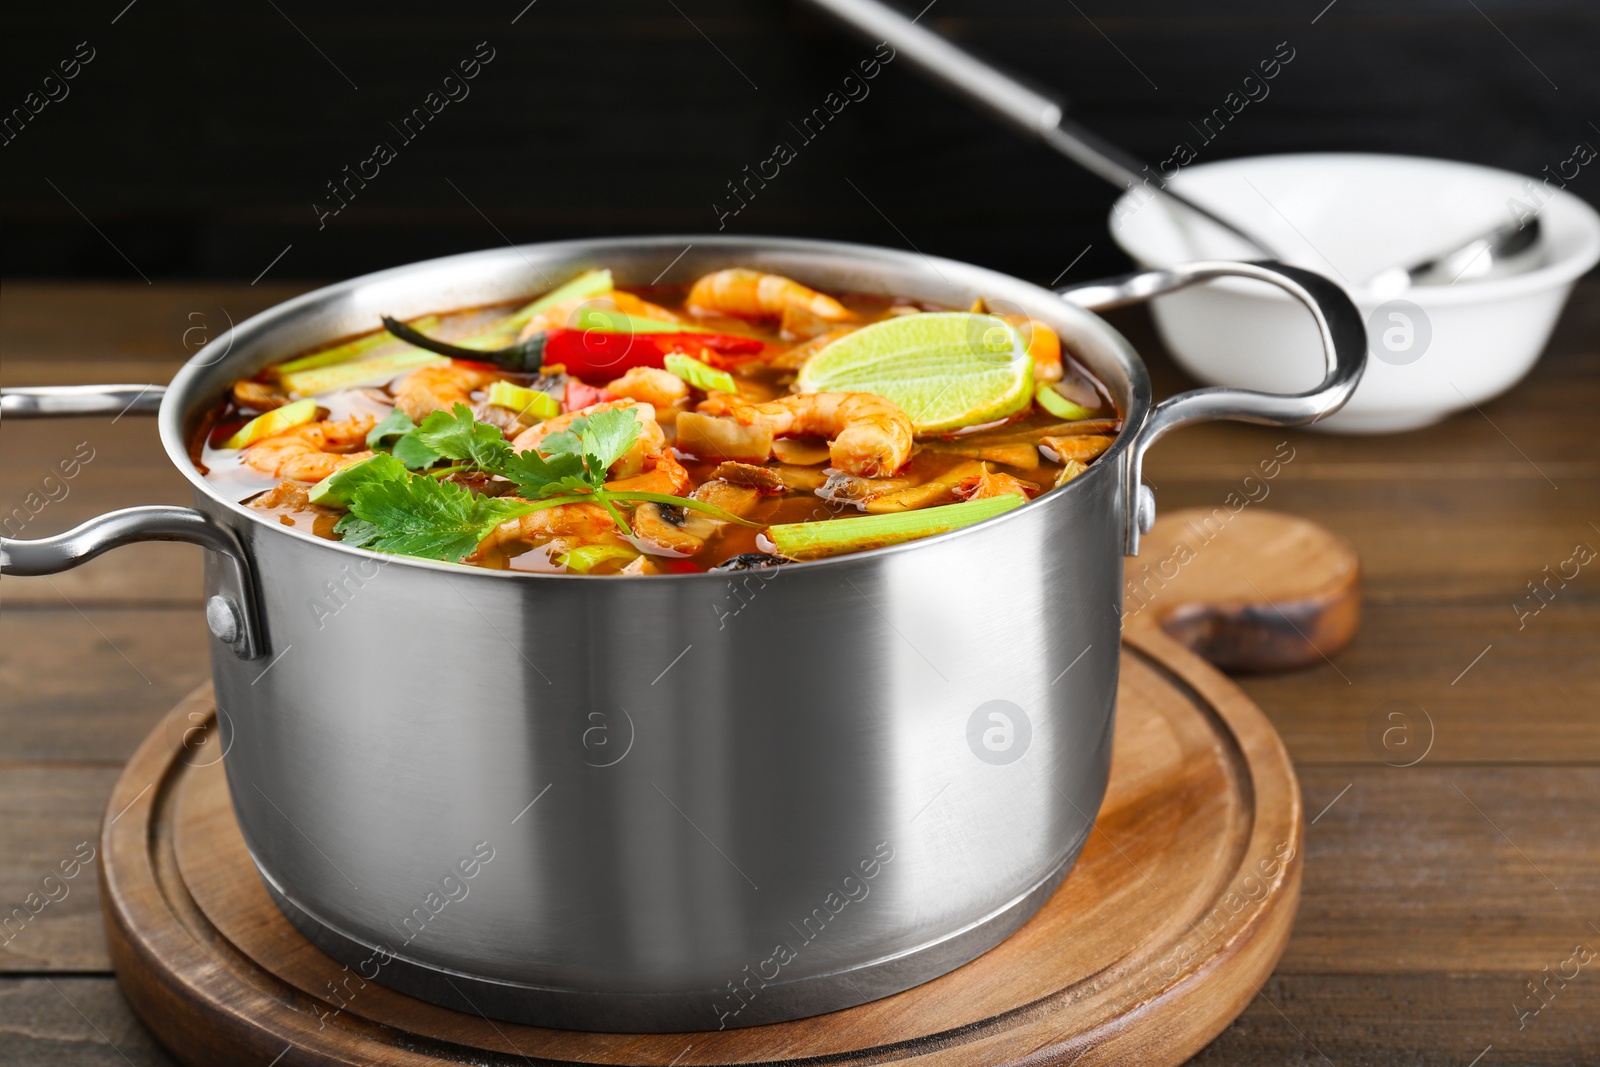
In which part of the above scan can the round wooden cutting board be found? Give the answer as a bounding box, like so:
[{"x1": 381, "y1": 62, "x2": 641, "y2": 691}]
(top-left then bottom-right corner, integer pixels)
[{"x1": 99, "y1": 509, "x2": 1358, "y2": 1067}]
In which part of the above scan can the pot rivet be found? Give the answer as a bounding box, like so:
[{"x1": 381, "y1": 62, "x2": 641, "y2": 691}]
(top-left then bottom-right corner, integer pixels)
[
  {"x1": 1136, "y1": 485, "x2": 1157, "y2": 535},
  {"x1": 206, "y1": 595, "x2": 241, "y2": 645}
]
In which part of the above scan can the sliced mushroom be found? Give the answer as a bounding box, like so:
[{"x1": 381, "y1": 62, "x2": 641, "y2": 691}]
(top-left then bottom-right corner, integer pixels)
[
  {"x1": 918, "y1": 440, "x2": 1040, "y2": 469},
  {"x1": 1053, "y1": 459, "x2": 1090, "y2": 488},
  {"x1": 233, "y1": 380, "x2": 290, "y2": 413},
  {"x1": 631, "y1": 502, "x2": 721, "y2": 555},
  {"x1": 691, "y1": 479, "x2": 764, "y2": 517},
  {"x1": 1039, "y1": 435, "x2": 1114, "y2": 464},
  {"x1": 816, "y1": 470, "x2": 922, "y2": 507},
  {"x1": 766, "y1": 464, "x2": 830, "y2": 492},
  {"x1": 631, "y1": 479, "x2": 764, "y2": 557},
  {"x1": 711, "y1": 462, "x2": 788, "y2": 495},
  {"x1": 771, "y1": 437, "x2": 832, "y2": 466},
  {"x1": 860, "y1": 461, "x2": 989, "y2": 514}
]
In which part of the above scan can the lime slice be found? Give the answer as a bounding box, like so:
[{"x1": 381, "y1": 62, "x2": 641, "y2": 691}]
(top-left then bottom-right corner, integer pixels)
[
  {"x1": 797, "y1": 312, "x2": 1033, "y2": 433},
  {"x1": 221, "y1": 398, "x2": 318, "y2": 450}
]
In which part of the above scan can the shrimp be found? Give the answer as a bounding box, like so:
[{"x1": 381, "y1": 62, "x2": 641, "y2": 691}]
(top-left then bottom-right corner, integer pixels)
[
  {"x1": 516, "y1": 290, "x2": 685, "y2": 341},
  {"x1": 695, "y1": 391, "x2": 913, "y2": 477},
  {"x1": 395, "y1": 363, "x2": 501, "y2": 423},
  {"x1": 510, "y1": 399, "x2": 666, "y2": 480},
  {"x1": 243, "y1": 414, "x2": 376, "y2": 482},
  {"x1": 687, "y1": 269, "x2": 854, "y2": 324},
  {"x1": 606, "y1": 366, "x2": 689, "y2": 417},
  {"x1": 606, "y1": 450, "x2": 693, "y2": 496},
  {"x1": 1004, "y1": 315, "x2": 1063, "y2": 382},
  {"x1": 973, "y1": 299, "x2": 1062, "y2": 382},
  {"x1": 955, "y1": 467, "x2": 1037, "y2": 502},
  {"x1": 248, "y1": 480, "x2": 343, "y2": 536},
  {"x1": 470, "y1": 501, "x2": 629, "y2": 561},
  {"x1": 609, "y1": 290, "x2": 687, "y2": 324},
  {"x1": 766, "y1": 326, "x2": 856, "y2": 371}
]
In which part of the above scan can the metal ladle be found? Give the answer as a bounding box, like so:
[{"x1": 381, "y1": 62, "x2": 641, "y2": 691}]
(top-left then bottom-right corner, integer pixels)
[{"x1": 803, "y1": 0, "x2": 1542, "y2": 291}]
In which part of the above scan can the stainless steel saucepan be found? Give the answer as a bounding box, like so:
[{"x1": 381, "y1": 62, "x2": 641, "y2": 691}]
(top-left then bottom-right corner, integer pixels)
[{"x1": 0, "y1": 237, "x2": 1362, "y2": 1031}]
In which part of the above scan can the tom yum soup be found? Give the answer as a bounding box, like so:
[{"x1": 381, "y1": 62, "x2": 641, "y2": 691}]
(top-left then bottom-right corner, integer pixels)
[{"x1": 195, "y1": 268, "x2": 1121, "y2": 575}]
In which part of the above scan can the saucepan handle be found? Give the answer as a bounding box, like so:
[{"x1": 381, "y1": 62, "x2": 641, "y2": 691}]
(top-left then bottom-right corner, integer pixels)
[
  {"x1": 0, "y1": 385, "x2": 263, "y2": 660},
  {"x1": 1057, "y1": 260, "x2": 1365, "y2": 554},
  {"x1": 1, "y1": 384, "x2": 167, "y2": 418}
]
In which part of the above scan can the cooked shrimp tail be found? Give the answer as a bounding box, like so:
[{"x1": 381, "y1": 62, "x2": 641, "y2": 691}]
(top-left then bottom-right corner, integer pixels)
[
  {"x1": 1004, "y1": 315, "x2": 1063, "y2": 382},
  {"x1": 687, "y1": 269, "x2": 854, "y2": 324},
  {"x1": 471, "y1": 500, "x2": 629, "y2": 560},
  {"x1": 510, "y1": 399, "x2": 667, "y2": 480},
  {"x1": 606, "y1": 366, "x2": 690, "y2": 419},
  {"x1": 695, "y1": 391, "x2": 913, "y2": 477},
  {"x1": 242, "y1": 414, "x2": 377, "y2": 482},
  {"x1": 395, "y1": 363, "x2": 501, "y2": 422}
]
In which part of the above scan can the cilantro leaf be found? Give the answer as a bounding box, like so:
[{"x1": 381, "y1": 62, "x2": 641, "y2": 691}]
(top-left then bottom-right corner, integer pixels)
[
  {"x1": 498, "y1": 406, "x2": 643, "y2": 496},
  {"x1": 579, "y1": 407, "x2": 643, "y2": 481},
  {"x1": 540, "y1": 427, "x2": 582, "y2": 458},
  {"x1": 392, "y1": 432, "x2": 445, "y2": 470},
  {"x1": 500, "y1": 448, "x2": 586, "y2": 498},
  {"x1": 321, "y1": 452, "x2": 409, "y2": 505},
  {"x1": 366, "y1": 407, "x2": 416, "y2": 449},
  {"x1": 366, "y1": 407, "x2": 443, "y2": 470},
  {"x1": 331, "y1": 406, "x2": 657, "y2": 564},
  {"x1": 414, "y1": 403, "x2": 514, "y2": 470},
  {"x1": 332, "y1": 515, "x2": 385, "y2": 549},
  {"x1": 337, "y1": 474, "x2": 531, "y2": 562},
  {"x1": 531, "y1": 413, "x2": 591, "y2": 467}
]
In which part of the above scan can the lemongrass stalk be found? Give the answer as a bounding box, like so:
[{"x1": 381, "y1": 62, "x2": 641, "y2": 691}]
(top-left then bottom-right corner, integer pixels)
[
  {"x1": 276, "y1": 316, "x2": 440, "y2": 375},
  {"x1": 663, "y1": 353, "x2": 737, "y2": 394},
  {"x1": 558, "y1": 544, "x2": 641, "y2": 574},
  {"x1": 572, "y1": 307, "x2": 715, "y2": 335},
  {"x1": 280, "y1": 350, "x2": 446, "y2": 396},
  {"x1": 766, "y1": 494, "x2": 1025, "y2": 560},
  {"x1": 457, "y1": 269, "x2": 616, "y2": 351}
]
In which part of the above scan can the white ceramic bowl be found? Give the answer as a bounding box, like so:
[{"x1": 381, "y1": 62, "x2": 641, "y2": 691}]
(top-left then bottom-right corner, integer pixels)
[{"x1": 1110, "y1": 153, "x2": 1600, "y2": 432}]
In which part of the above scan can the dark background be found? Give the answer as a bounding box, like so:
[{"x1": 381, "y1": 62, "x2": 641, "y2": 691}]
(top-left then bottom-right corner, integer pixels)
[{"x1": 2, "y1": 0, "x2": 1597, "y2": 288}]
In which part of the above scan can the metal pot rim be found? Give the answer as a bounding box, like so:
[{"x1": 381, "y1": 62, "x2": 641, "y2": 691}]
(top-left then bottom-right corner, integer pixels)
[{"x1": 157, "y1": 234, "x2": 1153, "y2": 582}]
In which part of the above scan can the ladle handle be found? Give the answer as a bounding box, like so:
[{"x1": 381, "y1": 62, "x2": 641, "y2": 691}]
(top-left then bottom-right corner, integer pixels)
[
  {"x1": 802, "y1": 0, "x2": 1280, "y2": 257},
  {"x1": 805, "y1": 0, "x2": 1064, "y2": 136}
]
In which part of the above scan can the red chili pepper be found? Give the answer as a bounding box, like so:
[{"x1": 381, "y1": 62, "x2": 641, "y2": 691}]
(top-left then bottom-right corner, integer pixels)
[
  {"x1": 563, "y1": 378, "x2": 616, "y2": 412},
  {"x1": 543, "y1": 329, "x2": 664, "y2": 380},
  {"x1": 541, "y1": 329, "x2": 765, "y2": 382}
]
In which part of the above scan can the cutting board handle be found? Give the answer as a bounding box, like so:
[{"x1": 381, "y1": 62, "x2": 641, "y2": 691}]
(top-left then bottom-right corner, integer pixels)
[{"x1": 1122, "y1": 507, "x2": 1360, "y2": 674}]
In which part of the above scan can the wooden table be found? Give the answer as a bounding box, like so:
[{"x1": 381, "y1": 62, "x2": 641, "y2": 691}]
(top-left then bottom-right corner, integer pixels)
[{"x1": 2, "y1": 281, "x2": 1596, "y2": 1065}]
